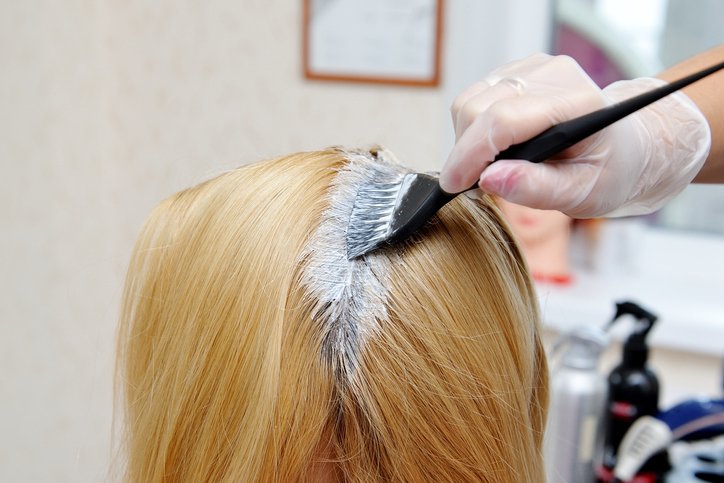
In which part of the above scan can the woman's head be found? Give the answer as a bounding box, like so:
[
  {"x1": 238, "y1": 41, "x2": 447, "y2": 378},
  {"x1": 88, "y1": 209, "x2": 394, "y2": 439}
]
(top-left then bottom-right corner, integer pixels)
[{"x1": 117, "y1": 147, "x2": 548, "y2": 482}]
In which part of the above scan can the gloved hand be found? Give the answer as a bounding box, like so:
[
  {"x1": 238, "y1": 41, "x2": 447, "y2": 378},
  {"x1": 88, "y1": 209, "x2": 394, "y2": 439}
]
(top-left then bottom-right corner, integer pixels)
[{"x1": 440, "y1": 54, "x2": 711, "y2": 218}]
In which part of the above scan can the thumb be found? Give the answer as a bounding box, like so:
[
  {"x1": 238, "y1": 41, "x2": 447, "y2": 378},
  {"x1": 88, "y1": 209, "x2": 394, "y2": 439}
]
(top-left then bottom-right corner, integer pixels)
[{"x1": 479, "y1": 160, "x2": 596, "y2": 215}]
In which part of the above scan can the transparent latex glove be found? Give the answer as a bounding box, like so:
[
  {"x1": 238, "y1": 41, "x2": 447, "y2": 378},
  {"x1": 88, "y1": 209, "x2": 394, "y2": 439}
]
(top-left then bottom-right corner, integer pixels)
[{"x1": 440, "y1": 54, "x2": 711, "y2": 218}]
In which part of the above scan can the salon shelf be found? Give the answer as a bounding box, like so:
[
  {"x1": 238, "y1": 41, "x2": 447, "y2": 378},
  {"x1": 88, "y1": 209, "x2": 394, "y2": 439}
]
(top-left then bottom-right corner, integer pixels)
[{"x1": 537, "y1": 221, "x2": 724, "y2": 356}]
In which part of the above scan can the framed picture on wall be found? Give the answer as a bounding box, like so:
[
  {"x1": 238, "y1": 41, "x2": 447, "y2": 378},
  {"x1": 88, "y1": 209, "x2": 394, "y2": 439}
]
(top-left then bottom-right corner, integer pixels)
[{"x1": 303, "y1": 0, "x2": 444, "y2": 86}]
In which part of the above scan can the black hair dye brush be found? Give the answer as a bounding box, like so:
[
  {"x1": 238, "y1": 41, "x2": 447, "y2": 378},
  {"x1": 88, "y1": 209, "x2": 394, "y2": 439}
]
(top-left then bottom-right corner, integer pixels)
[{"x1": 346, "y1": 61, "x2": 724, "y2": 260}]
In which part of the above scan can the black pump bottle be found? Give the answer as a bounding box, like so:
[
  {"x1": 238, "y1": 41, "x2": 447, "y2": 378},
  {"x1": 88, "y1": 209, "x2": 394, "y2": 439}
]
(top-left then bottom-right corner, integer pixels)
[{"x1": 596, "y1": 301, "x2": 662, "y2": 483}]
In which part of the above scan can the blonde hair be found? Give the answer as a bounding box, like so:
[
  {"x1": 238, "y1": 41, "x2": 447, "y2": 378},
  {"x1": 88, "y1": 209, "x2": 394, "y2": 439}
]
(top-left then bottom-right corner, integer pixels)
[{"x1": 116, "y1": 148, "x2": 548, "y2": 482}]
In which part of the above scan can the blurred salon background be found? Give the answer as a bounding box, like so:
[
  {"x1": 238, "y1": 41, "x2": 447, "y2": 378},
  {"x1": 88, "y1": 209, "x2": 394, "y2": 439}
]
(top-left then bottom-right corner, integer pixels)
[{"x1": 1, "y1": 1, "x2": 722, "y2": 481}]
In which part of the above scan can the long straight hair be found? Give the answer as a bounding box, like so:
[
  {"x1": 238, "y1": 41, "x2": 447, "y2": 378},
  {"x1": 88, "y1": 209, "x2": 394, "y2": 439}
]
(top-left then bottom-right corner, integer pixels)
[{"x1": 116, "y1": 148, "x2": 548, "y2": 482}]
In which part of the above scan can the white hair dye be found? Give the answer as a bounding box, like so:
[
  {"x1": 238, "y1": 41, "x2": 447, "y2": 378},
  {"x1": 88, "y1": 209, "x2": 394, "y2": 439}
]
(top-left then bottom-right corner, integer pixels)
[{"x1": 301, "y1": 148, "x2": 410, "y2": 382}]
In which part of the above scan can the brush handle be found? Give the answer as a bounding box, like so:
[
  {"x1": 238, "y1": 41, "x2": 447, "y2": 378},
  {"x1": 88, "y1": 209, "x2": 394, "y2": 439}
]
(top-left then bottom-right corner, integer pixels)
[{"x1": 465, "y1": 60, "x2": 724, "y2": 192}]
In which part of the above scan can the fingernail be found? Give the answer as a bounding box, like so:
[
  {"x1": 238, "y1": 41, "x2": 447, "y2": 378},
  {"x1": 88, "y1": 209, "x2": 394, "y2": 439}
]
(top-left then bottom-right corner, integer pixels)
[
  {"x1": 479, "y1": 164, "x2": 516, "y2": 198},
  {"x1": 442, "y1": 145, "x2": 476, "y2": 193},
  {"x1": 439, "y1": 165, "x2": 461, "y2": 193},
  {"x1": 463, "y1": 188, "x2": 482, "y2": 200},
  {"x1": 438, "y1": 172, "x2": 452, "y2": 192}
]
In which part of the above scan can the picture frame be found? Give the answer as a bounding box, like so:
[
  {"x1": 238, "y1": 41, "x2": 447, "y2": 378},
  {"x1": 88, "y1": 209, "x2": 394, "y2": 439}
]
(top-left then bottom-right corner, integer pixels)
[{"x1": 303, "y1": 0, "x2": 444, "y2": 87}]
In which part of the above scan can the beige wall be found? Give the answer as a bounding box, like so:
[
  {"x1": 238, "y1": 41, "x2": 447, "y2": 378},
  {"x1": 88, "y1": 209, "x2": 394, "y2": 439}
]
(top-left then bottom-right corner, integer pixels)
[
  {"x1": 1, "y1": 2, "x2": 445, "y2": 481},
  {"x1": 1, "y1": 2, "x2": 113, "y2": 482}
]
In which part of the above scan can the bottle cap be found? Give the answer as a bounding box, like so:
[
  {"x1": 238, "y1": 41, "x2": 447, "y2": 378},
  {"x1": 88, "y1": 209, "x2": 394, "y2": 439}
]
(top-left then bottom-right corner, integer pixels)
[{"x1": 558, "y1": 325, "x2": 610, "y2": 369}]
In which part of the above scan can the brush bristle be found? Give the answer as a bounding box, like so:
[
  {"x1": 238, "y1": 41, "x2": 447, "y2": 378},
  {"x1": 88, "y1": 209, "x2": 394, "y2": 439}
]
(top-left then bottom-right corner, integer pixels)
[
  {"x1": 347, "y1": 165, "x2": 416, "y2": 260},
  {"x1": 346, "y1": 179, "x2": 407, "y2": 259}
]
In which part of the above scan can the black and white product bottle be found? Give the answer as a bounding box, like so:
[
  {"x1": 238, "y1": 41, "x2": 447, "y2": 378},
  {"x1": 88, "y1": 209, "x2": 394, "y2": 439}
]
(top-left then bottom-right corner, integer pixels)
[
  {"x1": 544, "y1": 325, "x2": 609, "y2": 483},
  {"x1": 597, "y1": 301, "x2": 661, "y2": 483}
]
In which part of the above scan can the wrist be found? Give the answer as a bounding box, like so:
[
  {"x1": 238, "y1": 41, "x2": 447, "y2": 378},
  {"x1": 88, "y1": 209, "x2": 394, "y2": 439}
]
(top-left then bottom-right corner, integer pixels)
[{"x1": 602, "y1": 78, "x2": 711, "y2": 216}]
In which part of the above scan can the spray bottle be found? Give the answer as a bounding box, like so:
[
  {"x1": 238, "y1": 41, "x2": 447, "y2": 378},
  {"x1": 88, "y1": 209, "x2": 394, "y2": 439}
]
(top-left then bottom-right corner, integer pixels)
[
  {"x1": 596, "y1": 301, "x2": 661, "y2": 482},
  {"x1": 544, "y1": 324, "x2": 610, "y2": 483}
]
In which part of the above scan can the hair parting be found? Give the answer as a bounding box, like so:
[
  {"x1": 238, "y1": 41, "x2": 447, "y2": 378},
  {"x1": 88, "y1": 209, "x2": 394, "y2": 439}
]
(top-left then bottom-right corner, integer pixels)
[{"x1": 300, "y1": 148, "x2": 409, "y2": 383}]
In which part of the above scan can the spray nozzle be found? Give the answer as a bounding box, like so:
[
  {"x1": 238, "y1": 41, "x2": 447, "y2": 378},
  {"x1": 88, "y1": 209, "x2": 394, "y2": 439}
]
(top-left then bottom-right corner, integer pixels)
[
  {"x1": 610, "y1": 300, "x2": 658, "y2": 338},
  {"x1": 608, "y1": 300, "x2": 659, "y2": 367},
  {"x1": 611, "y1": 301, "x2": 658, "y2": 328}
]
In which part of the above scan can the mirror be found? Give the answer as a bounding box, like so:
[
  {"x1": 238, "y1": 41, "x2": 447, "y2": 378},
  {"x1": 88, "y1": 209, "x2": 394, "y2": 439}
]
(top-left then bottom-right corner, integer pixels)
[{"x1": 553, "y1": 0, "x2": 724, "y2": 235}]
